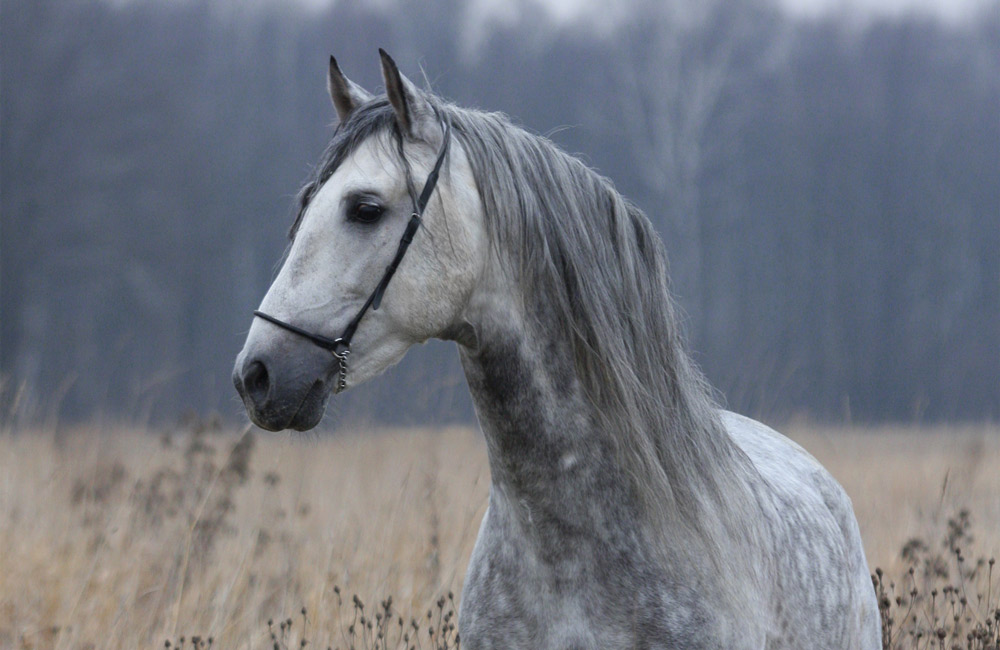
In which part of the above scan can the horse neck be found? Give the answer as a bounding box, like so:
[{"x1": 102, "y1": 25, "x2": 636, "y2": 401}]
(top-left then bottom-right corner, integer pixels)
[
  {"x1": 458, "y1": 308, "x2": 632, "y2": 532},
  {"x1": 458, "y1": 273, "x2": 695, "y2": 551},
  {"x1": 456, "y1": 254, "x2": 765, "y2": 569}
]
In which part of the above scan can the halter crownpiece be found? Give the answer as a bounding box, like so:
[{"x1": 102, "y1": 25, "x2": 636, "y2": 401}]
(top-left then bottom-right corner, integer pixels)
[{"x1": 253, "y1": 116, "x2": 451, "y2": 394}]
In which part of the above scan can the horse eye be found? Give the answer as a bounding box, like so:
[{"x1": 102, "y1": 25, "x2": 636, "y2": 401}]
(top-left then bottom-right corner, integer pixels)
[{"x1": 349, "y1": 202, "x2": 384, "y2": 224}]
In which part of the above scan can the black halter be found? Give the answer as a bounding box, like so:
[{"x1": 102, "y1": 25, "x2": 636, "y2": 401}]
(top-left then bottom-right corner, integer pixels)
[{"x1": 253, "y1": 117, "x2": 451, "y2": 393}]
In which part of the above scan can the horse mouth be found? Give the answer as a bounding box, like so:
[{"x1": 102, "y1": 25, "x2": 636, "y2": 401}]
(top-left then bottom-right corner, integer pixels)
[{"x1": 286, "y1": 378, "x2": 332, "y2": 431}]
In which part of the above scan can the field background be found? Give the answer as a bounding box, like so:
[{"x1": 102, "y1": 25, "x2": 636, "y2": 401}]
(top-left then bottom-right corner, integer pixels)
[
  {"x1": 1, "y1": 422, "x2": 998, "y2": 649},
  {"x1": 3, "y1": 1, "x2": 997, "y2": 648}
]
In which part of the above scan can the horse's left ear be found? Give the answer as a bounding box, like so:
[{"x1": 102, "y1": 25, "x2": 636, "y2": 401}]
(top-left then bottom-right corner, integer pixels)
[{"x1": 379, "y1": 49, "x2": 436, "y2": 142}]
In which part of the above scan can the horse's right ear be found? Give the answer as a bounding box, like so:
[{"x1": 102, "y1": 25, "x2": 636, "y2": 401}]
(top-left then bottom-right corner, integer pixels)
[
  {"x1": 379, "y1": 49, "x2": 437, "y2": 142},
  {"x1": 328, "y1": 56, "x2": 372, "y2": 122}
]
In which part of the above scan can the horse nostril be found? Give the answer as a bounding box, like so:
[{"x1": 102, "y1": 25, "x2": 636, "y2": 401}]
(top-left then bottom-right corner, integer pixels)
[{"x1": 242, "y1": 359, "x2": 270, "y2": 405}]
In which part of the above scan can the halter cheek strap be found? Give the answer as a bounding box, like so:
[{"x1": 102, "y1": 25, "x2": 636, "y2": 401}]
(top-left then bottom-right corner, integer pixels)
[{"x1": 253, "y1": 117, "x2": 451, "y2": 393}]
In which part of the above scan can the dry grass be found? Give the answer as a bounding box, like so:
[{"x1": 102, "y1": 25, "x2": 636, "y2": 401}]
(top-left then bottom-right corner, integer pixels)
[
  {"x1": 0, "y1": 420, "x2": 997, "y2": 649},
  {"x1": 793, "y1": 425, "x2": 1000, "y2": 649}
]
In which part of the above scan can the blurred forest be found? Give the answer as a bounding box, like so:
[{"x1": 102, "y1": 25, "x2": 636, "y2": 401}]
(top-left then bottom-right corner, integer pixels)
[{"x1": 1, "y1": 0, "x2": 997, "y2": 427}]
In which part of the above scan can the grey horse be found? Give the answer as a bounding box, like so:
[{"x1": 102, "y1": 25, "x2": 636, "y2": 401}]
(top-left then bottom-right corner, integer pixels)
[{"x1": 233, "y1": 51, "x2": 881, "y2": 649}]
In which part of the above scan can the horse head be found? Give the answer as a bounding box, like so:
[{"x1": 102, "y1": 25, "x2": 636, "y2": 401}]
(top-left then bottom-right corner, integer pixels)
[{"x1": 233, "y1": 51, "x2": 485, "y2": 431}]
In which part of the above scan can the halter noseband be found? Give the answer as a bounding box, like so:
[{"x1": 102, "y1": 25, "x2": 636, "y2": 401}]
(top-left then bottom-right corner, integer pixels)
[{"x1": 253, "y1": 117, "x2": 452, "y2": 393}]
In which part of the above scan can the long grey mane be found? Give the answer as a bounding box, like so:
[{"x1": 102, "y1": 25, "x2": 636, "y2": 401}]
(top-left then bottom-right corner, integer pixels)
[{"x1": 300, "y1": 94, "x2": 761, "y2": 567}]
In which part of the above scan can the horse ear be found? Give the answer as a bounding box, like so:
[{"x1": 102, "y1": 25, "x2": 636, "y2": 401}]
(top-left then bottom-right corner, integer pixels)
[
  {"x1": 379, "y1": 49, "x2": 435, "y2": 141},
  {"x1": 328, "y1": 55, "x2": 371, "y2": 122}
]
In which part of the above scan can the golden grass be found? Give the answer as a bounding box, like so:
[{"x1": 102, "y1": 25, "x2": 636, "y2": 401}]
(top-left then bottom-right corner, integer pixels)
[
  {"x1": 790, "y1": 424, "x2": 1000, "y2": 575},
  {"x1": 0, "y1": 421, "x2": 997, "y2": 649}
]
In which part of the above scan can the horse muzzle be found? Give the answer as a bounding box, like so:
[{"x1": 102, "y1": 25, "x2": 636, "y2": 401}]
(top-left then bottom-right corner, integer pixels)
[{"x1": 232, "y1": 345, "x2": 335, "y2": 431}]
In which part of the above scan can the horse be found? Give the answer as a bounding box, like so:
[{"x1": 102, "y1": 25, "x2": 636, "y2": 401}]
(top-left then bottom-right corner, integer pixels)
[{"x1": 233, "y1": 50, "x2": 881, "y2": 649}]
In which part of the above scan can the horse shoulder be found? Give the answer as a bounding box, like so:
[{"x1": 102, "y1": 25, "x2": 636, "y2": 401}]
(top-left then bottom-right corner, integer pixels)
[
  {"x1": 720, "y1": 410, "x2": 856, "y2": 535},
  {"x1": 720, "y1": 411, "x2": 879, "y2": 650}
]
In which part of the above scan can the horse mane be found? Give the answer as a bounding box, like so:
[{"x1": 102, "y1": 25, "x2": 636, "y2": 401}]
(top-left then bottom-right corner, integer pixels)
[
  {"x1": 299, "y1": 94, "x2": 760, "y2": 563},
  {"x1": 445, "y1": 104, "x2": 762, "y2": 553}
]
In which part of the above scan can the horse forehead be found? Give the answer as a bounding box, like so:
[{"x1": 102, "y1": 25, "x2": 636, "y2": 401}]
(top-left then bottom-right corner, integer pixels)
[
  {"x1": 342, "y1": 129, "x2": 449, "y2": 181},
  {"x1": 325, "y1": 136, "x2": 401, "y2": 196}
]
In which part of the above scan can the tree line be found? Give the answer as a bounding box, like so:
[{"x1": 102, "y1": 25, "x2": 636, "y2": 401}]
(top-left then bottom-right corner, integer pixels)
[{"x1": 1, "y1": 0, "x2": 997, "y2": 426}]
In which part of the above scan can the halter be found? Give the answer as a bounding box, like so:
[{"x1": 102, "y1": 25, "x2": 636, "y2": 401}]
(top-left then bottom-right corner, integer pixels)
[{"x1": 253, "y1": 117, "x2": 451, "y2": 393}]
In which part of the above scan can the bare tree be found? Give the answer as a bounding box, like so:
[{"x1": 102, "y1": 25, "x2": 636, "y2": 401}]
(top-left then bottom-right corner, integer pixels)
[{"x1": 593, "y1": 0, "x2": 784, "y2": 333}]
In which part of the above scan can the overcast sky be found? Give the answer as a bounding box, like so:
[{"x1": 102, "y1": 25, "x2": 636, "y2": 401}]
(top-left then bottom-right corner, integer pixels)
[
  {"x1": 773, "y1": 0, "x2": 992, "y2": 23},
  {"x1": 287, "y1": 0, "x2": 995, "y2": 25}
]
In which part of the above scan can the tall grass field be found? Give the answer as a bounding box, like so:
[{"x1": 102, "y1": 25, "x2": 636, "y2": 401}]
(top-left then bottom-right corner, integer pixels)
[{"x1": 1, "y1": 422, "x2": 998, "y2": 649}]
